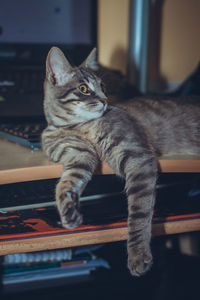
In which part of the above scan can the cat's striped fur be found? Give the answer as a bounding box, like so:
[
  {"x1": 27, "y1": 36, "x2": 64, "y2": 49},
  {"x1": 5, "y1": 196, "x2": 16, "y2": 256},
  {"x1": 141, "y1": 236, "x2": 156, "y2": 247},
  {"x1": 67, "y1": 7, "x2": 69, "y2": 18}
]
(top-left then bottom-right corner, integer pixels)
[{"x1": 42, "y1": 47, "x2": 200, "y2": 276}]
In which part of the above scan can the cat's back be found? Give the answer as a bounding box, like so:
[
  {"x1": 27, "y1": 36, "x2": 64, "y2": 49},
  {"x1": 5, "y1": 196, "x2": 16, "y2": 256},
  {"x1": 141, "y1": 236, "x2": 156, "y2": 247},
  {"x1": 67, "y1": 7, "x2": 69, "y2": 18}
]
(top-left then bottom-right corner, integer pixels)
[
  {"x1": 115, "y1": 95, "x2": 200, "y2": 156},
  {"x1": 116, "y1": 95, "x2": 200, "y2": 116},
  {"x1": 116, "y1": 96, "x2": 200, "y2": 128}
]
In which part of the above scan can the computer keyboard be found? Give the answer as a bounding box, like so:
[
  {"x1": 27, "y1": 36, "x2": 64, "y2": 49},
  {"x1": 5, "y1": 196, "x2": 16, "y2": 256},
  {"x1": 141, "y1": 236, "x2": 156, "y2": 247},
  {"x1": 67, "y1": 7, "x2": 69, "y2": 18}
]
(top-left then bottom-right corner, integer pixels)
[
  {"x1": 0, "y1": 175, "x2": 127, "y2": 224},
  {"x1": 0, "y1": 179, "x2": 57, "y2": 209},
  {"x1": 0, "y1": 65, "x2": 46, "y2": 148},
  {"x1": 0, "y1": 66, "x2": 44, "y2": 95},
  {"x1": 0, "y1": 122, "x2": 46, "y2": 149},
  {"x1": 0, "y1": 174, "x2": 199, "y2": 221}
]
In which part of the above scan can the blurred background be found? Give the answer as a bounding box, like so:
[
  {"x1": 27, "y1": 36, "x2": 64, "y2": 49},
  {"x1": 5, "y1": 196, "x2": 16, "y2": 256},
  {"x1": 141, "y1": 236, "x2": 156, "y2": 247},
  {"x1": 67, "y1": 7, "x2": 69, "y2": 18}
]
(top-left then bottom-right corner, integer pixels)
[{"x1": 98, "y1": 0, "x2": 200, "y2": 93}]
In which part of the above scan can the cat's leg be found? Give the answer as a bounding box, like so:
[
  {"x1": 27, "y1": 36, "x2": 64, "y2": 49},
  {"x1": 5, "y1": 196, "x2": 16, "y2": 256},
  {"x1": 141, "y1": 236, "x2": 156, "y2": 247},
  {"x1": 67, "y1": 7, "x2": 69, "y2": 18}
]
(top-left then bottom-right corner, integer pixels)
[
  {"x1": 42, "y1": 130, "x2": 99, "y2": 229},
  {"x1": 56, "y1": 152, "x2": 98, "y2": 229},
  {"x1": 125, "y1": 157, "x2": 157, "y2": 276},
  {"x1": 115, "y1": 153, "x2": 157, "y2": 276}
]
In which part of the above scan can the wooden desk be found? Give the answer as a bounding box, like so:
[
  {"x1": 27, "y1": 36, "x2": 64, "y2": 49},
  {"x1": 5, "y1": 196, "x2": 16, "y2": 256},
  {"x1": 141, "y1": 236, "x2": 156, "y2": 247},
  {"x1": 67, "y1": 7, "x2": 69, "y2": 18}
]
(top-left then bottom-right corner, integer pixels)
[
  {"x1": 0, "y1": 138, "x2": 200, "y2": 255},
  {"x1": 1, "y1": 139, "x2": 200, "y2": 185}
]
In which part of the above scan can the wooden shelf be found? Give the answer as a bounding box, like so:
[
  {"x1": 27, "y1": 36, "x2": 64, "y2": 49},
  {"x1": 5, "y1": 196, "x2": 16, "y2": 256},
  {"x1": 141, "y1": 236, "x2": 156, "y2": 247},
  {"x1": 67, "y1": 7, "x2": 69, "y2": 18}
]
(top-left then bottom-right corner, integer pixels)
[{"x1": 1, "y1": 214, "x2": 200, "y2": 256}]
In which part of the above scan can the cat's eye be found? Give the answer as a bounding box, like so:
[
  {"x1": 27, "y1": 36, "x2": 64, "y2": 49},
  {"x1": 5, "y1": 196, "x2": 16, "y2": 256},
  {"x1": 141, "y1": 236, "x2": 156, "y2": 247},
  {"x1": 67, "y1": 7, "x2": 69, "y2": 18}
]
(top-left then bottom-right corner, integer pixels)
[{"x1": 79, "y1": 84, "x2": 90, "y2": 95}]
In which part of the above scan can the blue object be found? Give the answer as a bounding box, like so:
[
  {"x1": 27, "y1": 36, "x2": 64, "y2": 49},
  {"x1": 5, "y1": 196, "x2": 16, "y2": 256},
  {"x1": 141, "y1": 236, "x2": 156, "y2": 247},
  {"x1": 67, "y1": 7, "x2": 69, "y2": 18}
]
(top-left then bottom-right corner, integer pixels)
[{"x1": 0, "y1": 131, "x2": 41, "y2": 149}]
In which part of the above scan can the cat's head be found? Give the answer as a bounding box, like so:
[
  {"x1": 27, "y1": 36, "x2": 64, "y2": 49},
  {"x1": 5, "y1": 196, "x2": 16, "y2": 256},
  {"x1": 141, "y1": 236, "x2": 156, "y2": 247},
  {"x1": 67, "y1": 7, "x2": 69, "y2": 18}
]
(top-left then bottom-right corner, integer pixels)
[{"x1": 44, "y1": 47, "x2": 108, "y2": 127}]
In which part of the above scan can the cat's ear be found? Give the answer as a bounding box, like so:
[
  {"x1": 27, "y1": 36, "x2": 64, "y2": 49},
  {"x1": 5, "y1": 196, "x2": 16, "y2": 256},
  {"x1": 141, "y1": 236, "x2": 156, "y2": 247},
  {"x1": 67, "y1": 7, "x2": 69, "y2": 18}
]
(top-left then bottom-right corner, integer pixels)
[
  {"x1": 81, "y1": 48, "x2": 99, "y2": 71},
  {"x1": 46, "y1": 47, "x2": 73, "y2": 86}
]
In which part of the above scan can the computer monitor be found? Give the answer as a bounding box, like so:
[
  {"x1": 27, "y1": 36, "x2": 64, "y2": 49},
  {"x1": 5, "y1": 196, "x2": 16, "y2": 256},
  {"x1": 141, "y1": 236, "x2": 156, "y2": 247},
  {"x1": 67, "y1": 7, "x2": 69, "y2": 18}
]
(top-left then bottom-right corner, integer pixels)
[
  {"x1": 0, "y1": 0, "x2": 97, "y2": 65},
  {"x1": 0, "y1": 0, "x2": 97, "y2": 120}
]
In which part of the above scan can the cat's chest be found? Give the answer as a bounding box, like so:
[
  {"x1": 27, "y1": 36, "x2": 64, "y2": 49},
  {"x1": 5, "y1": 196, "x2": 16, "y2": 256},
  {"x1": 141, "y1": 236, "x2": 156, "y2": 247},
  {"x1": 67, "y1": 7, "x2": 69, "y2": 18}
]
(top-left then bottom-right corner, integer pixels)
[
  {"x1": 80, "y1": 118, "x2": 110, "y2": 147},
  {"x1": 79, "y1": 111, "x2": 134, "y2": 156}
]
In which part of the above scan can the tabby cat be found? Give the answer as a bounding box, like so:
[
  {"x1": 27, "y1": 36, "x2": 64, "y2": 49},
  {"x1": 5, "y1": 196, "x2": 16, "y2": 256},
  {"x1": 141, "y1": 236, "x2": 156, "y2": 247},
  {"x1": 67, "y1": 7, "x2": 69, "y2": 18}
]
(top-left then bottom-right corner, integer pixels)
[{"x1": 42, "y1": 47, "x2": 200, "y2": 276}]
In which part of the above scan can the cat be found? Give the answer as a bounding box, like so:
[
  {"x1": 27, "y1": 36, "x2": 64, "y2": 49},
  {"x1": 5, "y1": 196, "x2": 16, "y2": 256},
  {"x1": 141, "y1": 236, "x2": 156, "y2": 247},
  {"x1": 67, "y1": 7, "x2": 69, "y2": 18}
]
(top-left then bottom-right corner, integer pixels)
[{"x1": 42, "y1": 47, "x2": 200, "y2": 276}]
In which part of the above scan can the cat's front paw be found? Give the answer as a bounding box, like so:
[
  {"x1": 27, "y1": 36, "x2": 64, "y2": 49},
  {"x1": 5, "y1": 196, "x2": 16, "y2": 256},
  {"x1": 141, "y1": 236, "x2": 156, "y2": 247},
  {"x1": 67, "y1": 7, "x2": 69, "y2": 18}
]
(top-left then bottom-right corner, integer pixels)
[
  {"x1": 58, "y1": 192, "x2": 83, "y2": 229},
  {"x1": 127, "y1": 248, "x2": 153, "y2": 277}
]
